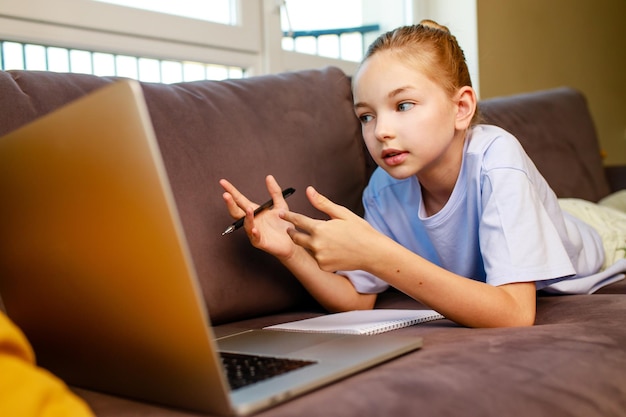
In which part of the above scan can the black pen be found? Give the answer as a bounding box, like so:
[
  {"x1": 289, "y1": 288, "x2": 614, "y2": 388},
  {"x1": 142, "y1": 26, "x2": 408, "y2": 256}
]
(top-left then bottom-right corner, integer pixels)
[{"x1": 221, "y1": 187, "x2": 296, "y2": 236}]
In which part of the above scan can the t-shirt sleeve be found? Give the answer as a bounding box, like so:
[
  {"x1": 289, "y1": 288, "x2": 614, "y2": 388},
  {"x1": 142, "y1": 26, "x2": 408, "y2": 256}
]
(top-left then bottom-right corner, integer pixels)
[{"x1": 479, "y1": 166, "x2": 576, "y2": 288}]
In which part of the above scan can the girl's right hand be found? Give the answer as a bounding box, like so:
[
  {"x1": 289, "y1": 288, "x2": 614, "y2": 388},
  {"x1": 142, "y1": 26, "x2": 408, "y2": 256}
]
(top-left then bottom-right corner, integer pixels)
[{"x1": 219, "y1": 175, "x2": 297, "y2": 260}]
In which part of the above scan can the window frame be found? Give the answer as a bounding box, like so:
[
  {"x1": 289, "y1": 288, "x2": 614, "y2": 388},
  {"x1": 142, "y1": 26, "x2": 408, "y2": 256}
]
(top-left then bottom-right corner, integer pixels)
[{"x1": 0, "y1": 0, "x2": 262, "y2": 73}]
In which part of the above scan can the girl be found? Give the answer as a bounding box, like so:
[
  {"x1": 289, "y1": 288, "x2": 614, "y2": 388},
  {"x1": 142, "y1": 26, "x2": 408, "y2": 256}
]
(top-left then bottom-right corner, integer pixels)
[{"x1": 220, "y1": 20, "x2": 626, "y2": 328}]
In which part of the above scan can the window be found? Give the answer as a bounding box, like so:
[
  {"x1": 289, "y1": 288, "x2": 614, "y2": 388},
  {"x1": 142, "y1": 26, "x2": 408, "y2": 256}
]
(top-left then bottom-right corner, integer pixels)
[
  {"x1": 0, "y1": 40, "x2": 245, "y2": 82},
  {"x1": 280, "y1": 0, "x2": 411, "y2": 62}
]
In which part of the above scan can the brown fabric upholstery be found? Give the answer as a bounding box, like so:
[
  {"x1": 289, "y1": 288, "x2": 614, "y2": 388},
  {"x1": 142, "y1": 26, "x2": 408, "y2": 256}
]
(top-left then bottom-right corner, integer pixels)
[{"x1": 605, "y1": 165, "x2": 626, "y2": 192}]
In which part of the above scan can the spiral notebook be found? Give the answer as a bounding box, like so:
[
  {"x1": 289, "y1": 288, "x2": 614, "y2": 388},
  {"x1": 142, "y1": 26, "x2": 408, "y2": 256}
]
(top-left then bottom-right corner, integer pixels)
[{"x1": 265, "y1": 309, "x2": 445, "y2": 335}]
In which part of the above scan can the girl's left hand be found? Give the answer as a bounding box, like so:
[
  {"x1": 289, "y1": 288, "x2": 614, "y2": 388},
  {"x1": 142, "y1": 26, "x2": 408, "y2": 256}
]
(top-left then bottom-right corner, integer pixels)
[
  {"x1": 220, "y1": 175, "x2": 297, "y2": 260},
  {"x1": 281, "y1": 186, "x2": 382, "y2": 272}
]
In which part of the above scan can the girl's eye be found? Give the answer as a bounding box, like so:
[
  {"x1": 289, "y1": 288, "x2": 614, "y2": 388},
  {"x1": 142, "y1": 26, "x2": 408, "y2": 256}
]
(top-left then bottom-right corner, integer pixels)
[
  {"x1": 398, "y1": 102, "x2": 414, "y2": 112},
  {"x1": 358, "y1": 114, "x2": 373, "y2": 123}
]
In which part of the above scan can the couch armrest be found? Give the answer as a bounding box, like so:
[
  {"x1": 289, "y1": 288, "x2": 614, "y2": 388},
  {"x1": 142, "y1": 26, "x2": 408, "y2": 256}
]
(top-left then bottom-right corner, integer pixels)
[{"x1": 605, "y1": 165, "x2": 626, "y2": 192}]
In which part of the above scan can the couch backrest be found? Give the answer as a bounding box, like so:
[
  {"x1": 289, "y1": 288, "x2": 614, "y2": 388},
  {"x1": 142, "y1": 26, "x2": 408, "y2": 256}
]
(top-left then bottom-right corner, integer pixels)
[
  {"x1": 0, "y1": 68, "x2": 367, "y2": 324},
  {"x1": 479, "y1": 87, "x2": 611, "y2": 202},
  {"x1": 0, "y1": 69, "x2": 611, "y2": 324}
]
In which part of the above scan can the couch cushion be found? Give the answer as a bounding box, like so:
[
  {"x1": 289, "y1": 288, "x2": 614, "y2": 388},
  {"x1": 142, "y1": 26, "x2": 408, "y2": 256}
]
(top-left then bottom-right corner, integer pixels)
[
  {"x1": 74, "y1": 292, "x2": 626, "y2": 417},
  {"x1": 0, "y1": 68, "x2": 367, "y2": 324},
  {"x1": 479, "y1": 87, "x2": 611, "y2": 202}
]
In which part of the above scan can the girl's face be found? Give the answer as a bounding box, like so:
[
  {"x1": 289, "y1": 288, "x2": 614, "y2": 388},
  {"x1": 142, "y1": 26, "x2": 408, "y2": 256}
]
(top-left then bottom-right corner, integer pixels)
[{"x1": 353, "y1": 51, "x2": 467, "y2": 182}]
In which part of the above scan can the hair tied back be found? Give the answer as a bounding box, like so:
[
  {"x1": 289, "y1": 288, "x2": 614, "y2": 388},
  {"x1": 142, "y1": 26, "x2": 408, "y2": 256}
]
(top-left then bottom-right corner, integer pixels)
[{"x1": 419, "y1": 19, "x2": 451, "y2": 34}]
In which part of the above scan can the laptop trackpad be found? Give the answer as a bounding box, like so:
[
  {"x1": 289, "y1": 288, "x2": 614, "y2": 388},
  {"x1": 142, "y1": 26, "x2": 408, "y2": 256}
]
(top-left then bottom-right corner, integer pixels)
[{"x1": 216, "y1": 329, "x2": 349, "y2": 357}]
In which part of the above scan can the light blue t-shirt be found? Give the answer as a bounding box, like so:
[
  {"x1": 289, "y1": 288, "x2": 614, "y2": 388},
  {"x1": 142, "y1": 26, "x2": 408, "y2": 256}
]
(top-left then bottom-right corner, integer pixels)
[{"x1": 343, "y1": 125, "x2": 604, "y2": 293}]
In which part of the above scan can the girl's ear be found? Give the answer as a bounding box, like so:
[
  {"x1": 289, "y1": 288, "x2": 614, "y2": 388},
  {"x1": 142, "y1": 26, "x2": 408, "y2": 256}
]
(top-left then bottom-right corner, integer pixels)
[{"x1": 455, "y1": 86, "x2": 477, "y2": 130}]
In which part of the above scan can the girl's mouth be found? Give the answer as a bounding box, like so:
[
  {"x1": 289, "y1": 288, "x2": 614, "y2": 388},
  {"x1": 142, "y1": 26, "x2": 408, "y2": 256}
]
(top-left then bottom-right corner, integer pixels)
[{"x1": 381, "y1": 149, "x2": 408, "y2": 166}]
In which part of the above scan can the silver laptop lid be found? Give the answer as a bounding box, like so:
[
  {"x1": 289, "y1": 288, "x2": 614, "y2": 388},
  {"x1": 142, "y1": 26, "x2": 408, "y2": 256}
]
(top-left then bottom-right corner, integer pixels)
[{"x1": 0, "y1": 80, "x2": 234, "y2": 415}]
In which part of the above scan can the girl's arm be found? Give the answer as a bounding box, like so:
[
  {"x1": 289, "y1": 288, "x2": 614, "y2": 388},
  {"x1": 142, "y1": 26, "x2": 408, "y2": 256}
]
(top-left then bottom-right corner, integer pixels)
[
  {"x1": 277, "y1": 243, "x2": 376, "y2": 312},
  {"x1": 364, "y1": 237, "x2": 536, "y2": 327},
  {"x1": 220, "y1": 176, "x2": 376, "y2": 312},
  {"x1": 283, "y1": 186, "x2": 537, "y2": 328}
]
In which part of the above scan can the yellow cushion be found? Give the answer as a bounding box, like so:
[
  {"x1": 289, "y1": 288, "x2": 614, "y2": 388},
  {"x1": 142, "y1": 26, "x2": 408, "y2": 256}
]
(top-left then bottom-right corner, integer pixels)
[
  {"x1": 599, "y1": 189, "x2": 626, "y2": 213},
  {"x1": 558, "y1": 197, "x2": 626, "y2": 270}
]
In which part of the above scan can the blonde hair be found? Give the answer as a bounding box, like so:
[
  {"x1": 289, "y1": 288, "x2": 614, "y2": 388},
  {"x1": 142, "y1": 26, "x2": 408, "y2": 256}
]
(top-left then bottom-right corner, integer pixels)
[{"x1": 360, "y1": 20, "x2": 478, "y2": 123}]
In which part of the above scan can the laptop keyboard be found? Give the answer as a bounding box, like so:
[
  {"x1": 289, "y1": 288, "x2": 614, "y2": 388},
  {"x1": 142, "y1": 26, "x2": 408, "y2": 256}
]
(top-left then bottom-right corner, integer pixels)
[{"x1": 220, "y1": 352, "x2": 317, "y2": 390}]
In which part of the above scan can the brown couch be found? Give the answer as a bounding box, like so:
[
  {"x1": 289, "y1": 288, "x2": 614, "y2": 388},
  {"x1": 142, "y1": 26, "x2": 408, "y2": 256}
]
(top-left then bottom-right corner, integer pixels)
[{"x1": 0, "y1": 67, "x2": 625, "y2": 416}]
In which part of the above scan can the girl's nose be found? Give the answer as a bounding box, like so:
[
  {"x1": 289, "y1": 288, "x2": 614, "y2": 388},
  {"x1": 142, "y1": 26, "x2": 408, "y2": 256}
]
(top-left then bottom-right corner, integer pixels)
[{"x1": 374, "y1": 117, "x2": 394, "y2": 142}]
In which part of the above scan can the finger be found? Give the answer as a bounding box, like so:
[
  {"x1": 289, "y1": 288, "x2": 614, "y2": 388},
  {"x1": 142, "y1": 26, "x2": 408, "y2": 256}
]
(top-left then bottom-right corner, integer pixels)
[
  {"x1": 305, "y1": 186, "x2": 353, "y2": 220},
  {"x1": 265, "y1": 175, "x2": 288, "y2": 207},
  {"x1": 280, "y1": 210, "x2": 321, "y2": 233},
  {"x1": 219, "y1": 179, "x2": 258, "y2": 213},
  {"x1": 243, "y1": 206, "x2": 261, "y2": 242},
  {"x1": 221, "y1": 191, "x2": 246, "y2": 219},
  {"x1": 286, "y1": 226, "x2": 313, "y2": 250}
]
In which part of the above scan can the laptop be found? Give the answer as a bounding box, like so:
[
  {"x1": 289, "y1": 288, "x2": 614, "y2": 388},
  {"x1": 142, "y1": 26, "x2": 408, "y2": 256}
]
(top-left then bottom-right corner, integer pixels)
[{"x1": 0, "y1": 79, "x2": 423, "y2": 415}]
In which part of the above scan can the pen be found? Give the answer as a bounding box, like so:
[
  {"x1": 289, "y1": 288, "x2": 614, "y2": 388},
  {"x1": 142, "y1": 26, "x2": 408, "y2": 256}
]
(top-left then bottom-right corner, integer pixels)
[{"x1": 221, "y1": 187, "x2": 296, "y2": 236}]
